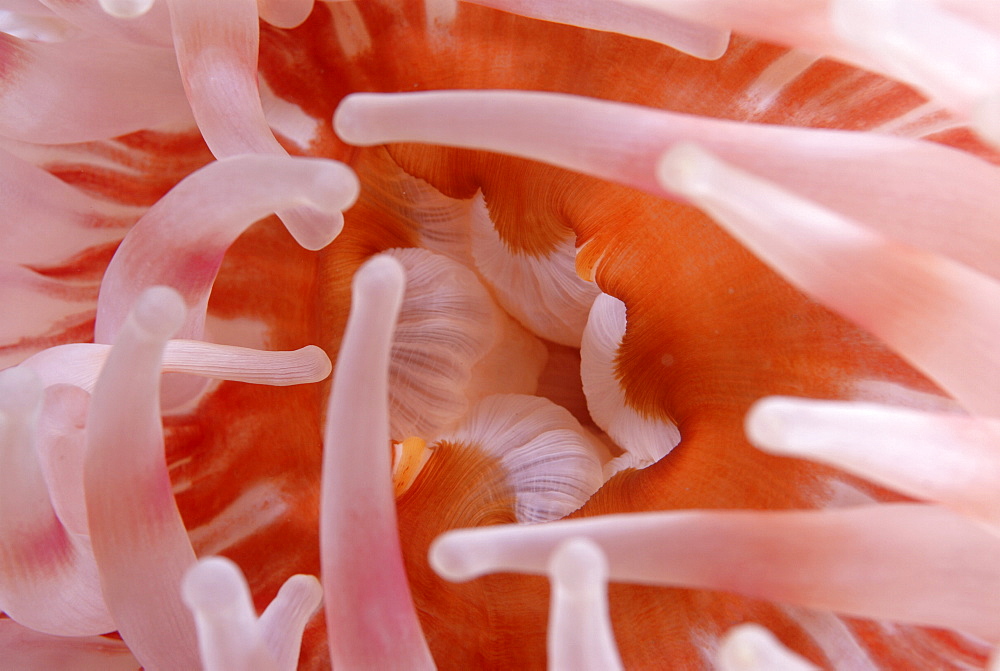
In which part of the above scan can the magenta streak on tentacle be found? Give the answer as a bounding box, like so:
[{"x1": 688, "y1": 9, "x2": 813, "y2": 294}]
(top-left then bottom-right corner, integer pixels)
[
  {"x1": 84, "y1": 286, "x2": 200, "y2": 670},
  {"x1": 334, "y1": 90, "x2": 1000, "y2": 280},
  {"x1": 321, "y1": 255, "x2": 435, "y2": 670},
  {"x1": 166, "y1": 0, "x2": 343, "y2": 250},
  {"x1": 0, "y1": 367, "x2": 113, "y2": 636}
]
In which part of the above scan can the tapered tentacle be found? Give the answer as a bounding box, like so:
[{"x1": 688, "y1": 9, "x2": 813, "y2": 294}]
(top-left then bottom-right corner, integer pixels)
[
  {"x1": 84, "y1": 286, "x2": 200, "y2": 669},
  {"x1": 321, "y1": 255, "x2": 434, "y2": 670}
]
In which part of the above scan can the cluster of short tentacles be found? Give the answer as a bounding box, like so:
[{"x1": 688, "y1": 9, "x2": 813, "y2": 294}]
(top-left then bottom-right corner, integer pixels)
[{"x1": 4, "y1": 0, "x2": 1000, "y2": 669}]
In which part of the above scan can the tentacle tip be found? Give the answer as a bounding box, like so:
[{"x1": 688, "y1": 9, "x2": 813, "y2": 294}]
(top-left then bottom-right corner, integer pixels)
[
  {"x1": 260, "y1": 0, "x2": 316, "y2": 29},
  {"x1": 282, "y1": 208, "x2": 347, "y2": 252},
  {"x1": 332, "y1": 94, "x2": 379, "y2": 146},
  {"x1": 656, "y1": 142, "x2": 715, "y2": 197},
  {"x1": 181, "y1": 556, "x2": 248, "y2": 613},
  {"x1": 549, "y1": 537, "x2": 608, "y2": 589},
  {"x1": 304, "y1": 161, "x2": 362, "y2": 223},
  {"x1": 718, "y1": 623, "x2": 819, "y2": 671},
  {"x1": 428, "y1": 533, "x2": 478, "y2": 583},
  {"x1": 282, "y1": 574, "x2": 324, "y2": 615},
  {"x1": 304, "y1": 345, "x2": 334, "y2": 380},
  {"x1": 690, "y1": 29, "x2": 732, "y2": 62},
  {"x1": 132, "y1": 286, "x2": 187, "y2": 340},
  {"x1": 98, "y1": 0, "x2": 156, "y2": 19},
  {"x1": 327, "y1": 172, "x2": 362, "y2": 218},
  {"x1": 354, "y1": 253, "x2": 406, "y2": 298},
  {"x1": 744, "y1": 397, "x2": 796, "y2": 455}
]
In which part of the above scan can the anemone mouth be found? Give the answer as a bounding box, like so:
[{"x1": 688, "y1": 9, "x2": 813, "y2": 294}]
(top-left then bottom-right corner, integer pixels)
[{"x1": 2, "y1": 1, "x2": 1000, "y2": 670}]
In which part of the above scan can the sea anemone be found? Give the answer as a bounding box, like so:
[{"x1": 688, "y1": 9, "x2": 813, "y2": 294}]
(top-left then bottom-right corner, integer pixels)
[{"x1": 2, "y1": 0, "x2": 1000, "y2": 669}]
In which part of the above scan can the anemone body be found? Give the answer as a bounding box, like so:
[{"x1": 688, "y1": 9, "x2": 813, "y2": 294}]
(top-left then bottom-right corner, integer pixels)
[{"x1": 2, "y1": 1, "x2": 1000, "y2": 670}]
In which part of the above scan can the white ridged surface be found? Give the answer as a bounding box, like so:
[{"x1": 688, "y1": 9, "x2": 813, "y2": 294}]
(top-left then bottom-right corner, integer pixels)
[
  {"x1": 581, "y1": 293, "x2": 681, "y2": 478},
  {"x1": 440, "y1": 394, "x2": 604, "y2": 523},
  {"x1": 386, "y1": 247, "x2": 546, "y2": 441},
  {"x1": 470, "y1": 193, "x2": 600, "y2": 348}
]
